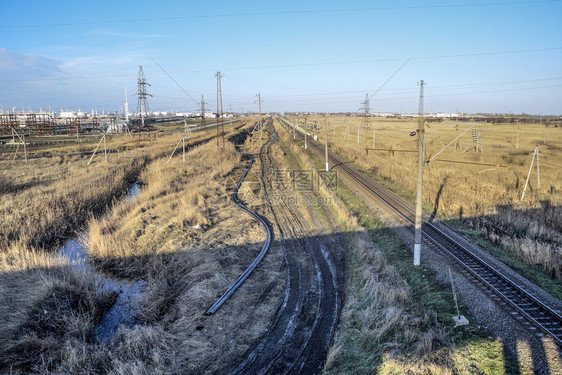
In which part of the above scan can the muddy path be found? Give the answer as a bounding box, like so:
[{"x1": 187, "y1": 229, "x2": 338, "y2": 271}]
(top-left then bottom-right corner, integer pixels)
[{"x1": 224, "y1": 123, "x2": 345, "y2": 374}]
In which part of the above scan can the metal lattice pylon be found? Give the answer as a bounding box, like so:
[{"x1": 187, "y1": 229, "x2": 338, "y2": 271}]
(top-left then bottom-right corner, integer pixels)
[
  {"x1": 362, "y1": 93, "x2": 371, "y2": 129},
  {"x1": 136, "y1": 66, "x2": 152, "y2": 127}
]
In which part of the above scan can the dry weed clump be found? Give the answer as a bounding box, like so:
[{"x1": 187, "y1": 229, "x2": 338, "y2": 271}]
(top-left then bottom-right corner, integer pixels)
[
  {"x1": 0, "y1": 260, "x2": 115, "y2": 374},
  {"x1": 460, "y1": 201, "x2": 562, "y2": 280}
]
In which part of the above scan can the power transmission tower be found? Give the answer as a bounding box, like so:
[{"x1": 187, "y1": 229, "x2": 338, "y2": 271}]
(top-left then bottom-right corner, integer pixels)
[
  {"x1": 354, "y1": 93, "x2": 370, "y2": 145},
  {"x1": 362, "y1": 93, "x2": 371, "y2": 129},
  {"x1": 136, "y1": 66, "x2": 152, "y2": 128},
  {"x1": 215, "y1": 71, "x2": 225, "y2": 148},
  {"x1": 414, "y1": 80, "x2": 425, "y2": 266},
  {"x1": 200, "y1": 94, "x2": 207, "y2": 126}
]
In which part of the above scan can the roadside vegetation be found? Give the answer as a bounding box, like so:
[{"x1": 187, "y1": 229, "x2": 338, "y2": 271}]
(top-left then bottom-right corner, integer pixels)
[
  {"x1": 0, "y1": 120, "x2": 262, "y2": 373},
  {"x1": 275, "y1": 119, "x2": 512, "y2": 374}
]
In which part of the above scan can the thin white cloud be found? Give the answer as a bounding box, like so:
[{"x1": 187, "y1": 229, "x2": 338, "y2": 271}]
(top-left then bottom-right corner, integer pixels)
[
  {"x1": 90, "y1": 29, "x2": 167, "y2": 39},
  {"x1": 0, "y1": 48, "x2": 63, "y2": 79},
  {"x1": 59, "y1": 54, "x2": 139, "y2": 79}
]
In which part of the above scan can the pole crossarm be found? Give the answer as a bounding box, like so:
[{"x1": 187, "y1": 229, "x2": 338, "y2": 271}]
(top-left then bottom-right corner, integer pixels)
[
  {"x1": 429, "y1": 159, "x2": 507, "y2": 168},
  {"x1": 365, "y1": 148, "x2": 417, "y2": 155}
]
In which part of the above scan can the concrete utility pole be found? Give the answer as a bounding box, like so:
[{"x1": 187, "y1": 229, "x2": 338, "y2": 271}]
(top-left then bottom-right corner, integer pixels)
[
  {"x1": 256, "y1": 92, "x2": 263, "y2": 139},
  {"x1": 325, "y1": 121, "x2": 329, "y2": 171},
  {"x1": 455, "y1": 124, "x2": 460, "y2": 150},
  {"x1": 182, "y1": 133, "x2": 186, "y2": 164},
  {"x1": 414, "y1": 80, "x2": 425, "y2": 266},
  {"x1": 256, "y1": 92, "x2": 262, "y2": 124},
  {"x1": 103, "y1": 133, "x2": 108, "y2": 163},
  {"x1": 124, "y1": 87, "x2": 129, "y2": 125},
  {"x1": 215, "y1": 71, "x2": 224, "y2": 148},
  {"x1": 200, "y1": 94, "x2": 206, "y2": 126}
]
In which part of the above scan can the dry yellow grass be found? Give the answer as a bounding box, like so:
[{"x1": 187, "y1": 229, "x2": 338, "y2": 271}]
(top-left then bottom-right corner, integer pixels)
[
  {"x1": 0, "y1": 125, "x2": 233, "y2": 254},
  {"x1": 0, "y1": 120, "x2": 256, "y2": 373},
  {"x1": 87, "y1": 140, "x2": 247, "y2": 274},
  {"x1": 286, "y1": 115, "x2": 562, "y2": 279},
  {"x1": 288, "y1": 115, "x2": 561, "y2": 215},
  {"x1": 275, "y1": 119, "x2": 509, "y2": 375}
]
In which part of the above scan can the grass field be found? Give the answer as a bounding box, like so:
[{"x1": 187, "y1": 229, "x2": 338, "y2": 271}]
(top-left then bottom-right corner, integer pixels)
[
  {"x1": 0, "y1": 120, "x2": 257, "y2": 373},
  {"x1": 287, "y1": 115, "x2": 562, "y2": 216},
  {"x1": 285, "y1": 115, "x2": 562, "y2": 281},
  {"x1": 274, "y1": 119, "x2": 513, "y2": 375},
  {"x1": 0, "y1": 116, "x2": 558, "y2": 373}
]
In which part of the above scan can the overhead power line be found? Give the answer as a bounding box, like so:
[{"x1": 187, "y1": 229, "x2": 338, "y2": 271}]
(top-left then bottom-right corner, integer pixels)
[
  {"x1": 1, "y1": 47, "x2": 561, "y2": 84},
  {"x1": 1, "y1": 0, "x2": 560, "y2": 28},
  {"x1": 148, "y1": 55, "x2": 199, "y2": 107}
]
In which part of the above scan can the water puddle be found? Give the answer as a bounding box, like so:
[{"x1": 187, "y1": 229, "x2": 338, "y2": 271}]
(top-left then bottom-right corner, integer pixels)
[{"x1": 59, "y1": 182, "x2": 145, "y2": 343}]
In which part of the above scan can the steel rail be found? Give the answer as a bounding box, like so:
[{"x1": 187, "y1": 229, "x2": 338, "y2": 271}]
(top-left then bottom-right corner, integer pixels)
[
  {"x1": 206, "y1": 123, "x2": 273, "y2": 315},
  {"x1": 277, "y1": 116, "x2": 562, "y2": 345}
]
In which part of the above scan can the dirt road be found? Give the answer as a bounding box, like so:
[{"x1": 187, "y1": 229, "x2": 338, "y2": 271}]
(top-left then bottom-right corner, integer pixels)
[{"x1": 224, "y1": 124, "x2": 345, "y2": 374}]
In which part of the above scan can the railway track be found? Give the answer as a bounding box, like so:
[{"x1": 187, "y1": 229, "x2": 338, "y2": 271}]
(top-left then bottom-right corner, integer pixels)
[{"x1": 277, "y1": 116, "x2": 562, "y2": 346}]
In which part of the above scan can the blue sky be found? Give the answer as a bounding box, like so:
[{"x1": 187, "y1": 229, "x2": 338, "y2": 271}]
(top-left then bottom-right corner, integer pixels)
[{"x1": 1, "y1": 0, "x2": 561, "y2": 114}]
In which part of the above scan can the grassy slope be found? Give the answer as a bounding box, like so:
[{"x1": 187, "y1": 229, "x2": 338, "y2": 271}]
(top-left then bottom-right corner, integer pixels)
[
  {"x1": 275, "y1": 121, "x2": 512, "y2": 374},
  {"x1": 304, "y1": 124, "x2": 562, "y2": 300},
  {"x1": 0, "y1": 122, "x2": 250, "y2": 374},
  {"x1": 445, "y1": 219, "x2": 562, "y2": 300}
]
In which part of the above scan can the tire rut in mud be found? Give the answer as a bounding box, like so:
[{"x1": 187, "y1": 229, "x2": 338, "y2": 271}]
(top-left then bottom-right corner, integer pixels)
[{"x1": 224, "y1": 127, "x2": 344, "y2": 375}]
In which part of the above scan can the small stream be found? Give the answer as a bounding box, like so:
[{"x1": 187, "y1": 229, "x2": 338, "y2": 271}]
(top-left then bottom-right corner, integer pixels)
[{"x1": 59, "y1": 182, "x2": 145, "y2": 343}]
